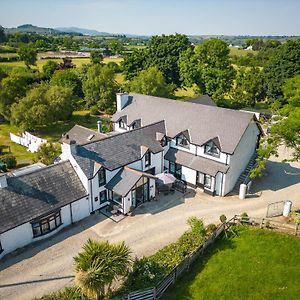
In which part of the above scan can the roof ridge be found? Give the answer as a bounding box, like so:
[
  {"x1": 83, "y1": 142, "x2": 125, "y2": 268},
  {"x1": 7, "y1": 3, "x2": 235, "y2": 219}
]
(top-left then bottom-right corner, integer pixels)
[
  {"x1": 81, "y1": 120, "x2": 166, "y2": 148},
  {"x1": 8, "y1": 160, "x2": 71, "y2": 179}
]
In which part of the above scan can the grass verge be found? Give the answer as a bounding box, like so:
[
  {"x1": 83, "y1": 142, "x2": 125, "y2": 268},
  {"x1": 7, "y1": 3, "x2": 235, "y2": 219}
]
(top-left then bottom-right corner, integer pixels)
[{"x1": 163, "y1": 226, "x2": 300, "y2": 300}]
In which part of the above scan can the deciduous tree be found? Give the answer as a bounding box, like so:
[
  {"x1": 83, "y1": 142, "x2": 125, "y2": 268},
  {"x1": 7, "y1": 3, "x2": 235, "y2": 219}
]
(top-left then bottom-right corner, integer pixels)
[
  {"x1": 83, "y1": 64, "x2": 118, "y2": 112},
  {"x1": 17, "y1": 45, "x2": 37, "y2": 68},
  {"x1": 129, "y1": 66, "x2": 173, "y2": 98}
]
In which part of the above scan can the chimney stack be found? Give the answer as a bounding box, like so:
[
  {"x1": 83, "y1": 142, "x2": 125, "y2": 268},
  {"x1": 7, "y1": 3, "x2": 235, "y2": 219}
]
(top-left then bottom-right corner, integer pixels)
[
  {"x1": 69, "y1": 140, "x2": 77, "y2": 155},
  {"x1": 97, "y1": 120, "x2": 102, "y2": 133},
  {"x1": 116, "y1": 93, "x2": 130, "y2": 111}
]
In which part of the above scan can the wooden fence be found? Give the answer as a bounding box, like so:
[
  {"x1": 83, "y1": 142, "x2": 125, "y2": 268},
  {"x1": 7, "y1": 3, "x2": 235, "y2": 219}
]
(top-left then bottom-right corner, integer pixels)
[{"x1": 112, "y1": 215, "x2": 298, "y2": 300}]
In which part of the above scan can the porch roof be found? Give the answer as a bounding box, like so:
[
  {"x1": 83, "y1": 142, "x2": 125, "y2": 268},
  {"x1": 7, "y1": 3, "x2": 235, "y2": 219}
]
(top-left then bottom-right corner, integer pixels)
[
  {"x1": 105, "y1": 167, "x2": 156, "y2": 197},
  {"x1": 165, "y1": 148, "x2": 229, "y2": 177}
]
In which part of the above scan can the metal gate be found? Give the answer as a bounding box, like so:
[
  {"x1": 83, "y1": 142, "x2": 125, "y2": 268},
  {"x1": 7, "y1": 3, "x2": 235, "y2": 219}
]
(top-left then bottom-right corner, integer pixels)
[{"x1": 266, "y1": 201, "x2": 285, "y2": 218}]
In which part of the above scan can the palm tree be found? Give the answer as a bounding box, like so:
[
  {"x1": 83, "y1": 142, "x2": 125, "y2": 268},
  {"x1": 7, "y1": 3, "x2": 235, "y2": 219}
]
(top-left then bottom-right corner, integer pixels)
[{"x1": 74, "y1": 239, "x2": 132, "y2": 300}]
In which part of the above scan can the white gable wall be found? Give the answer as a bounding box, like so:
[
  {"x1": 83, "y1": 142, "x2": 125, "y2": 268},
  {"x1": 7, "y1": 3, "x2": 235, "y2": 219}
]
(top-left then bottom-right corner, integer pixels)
[{"x1": 223, "y1": 122, "x2": 260, "y2": 195}]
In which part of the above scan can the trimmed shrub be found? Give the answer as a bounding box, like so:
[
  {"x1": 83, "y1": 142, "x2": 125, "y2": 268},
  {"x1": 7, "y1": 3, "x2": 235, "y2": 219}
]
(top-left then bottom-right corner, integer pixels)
[
  {"x1": 219, "y1": 214, "x2": 227, "y2": 223},
  {"x1": 0, "y1": 154, "x2": 17, "y2": 169}
]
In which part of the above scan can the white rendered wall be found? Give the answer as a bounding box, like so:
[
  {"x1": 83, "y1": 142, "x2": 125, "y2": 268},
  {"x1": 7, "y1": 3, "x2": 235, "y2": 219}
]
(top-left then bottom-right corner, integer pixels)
[
  {"x1": 181, "y1": 166, "x2": 196, "y2": 185},
  {"x1": 71, "y1": 197, "x2": 90, "y2": 222},
  {"x1": 170, "y1": 139, "x2": 197, "y2": 155},
  {"x1": 0, "y1": 197, "x2": 88, "y2": 258},
  {"x1": 142, "y1": 152, "x2": 163, "y2": 174},
  {"x1": 223, "y1": 122, "x2": 260, "y2": 195},
  {"x1": 215, "y1": 172, "x2": 223, "y2": 196}
]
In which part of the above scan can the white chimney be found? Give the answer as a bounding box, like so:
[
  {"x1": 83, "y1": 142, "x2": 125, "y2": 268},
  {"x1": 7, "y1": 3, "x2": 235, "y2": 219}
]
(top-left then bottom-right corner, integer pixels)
[
  {"x1": 70, "y1": 140, "x2": 77, "y2": 155},
  {"x1": 97, "y1": 120, "x2": 102, "y2": 133},
  {"x1": 0, "y1": 175, "x2": 7, "y2": 189},
  {"x1": 116, "y1": 93, "x2": 130, "y2": 111}
]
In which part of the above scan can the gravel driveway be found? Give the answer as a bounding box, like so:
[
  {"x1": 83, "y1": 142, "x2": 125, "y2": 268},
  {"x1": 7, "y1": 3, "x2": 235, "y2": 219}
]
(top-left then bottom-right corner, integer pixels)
[{"x1": 1, "y1": 146, "x2": 300, "y2": 300}]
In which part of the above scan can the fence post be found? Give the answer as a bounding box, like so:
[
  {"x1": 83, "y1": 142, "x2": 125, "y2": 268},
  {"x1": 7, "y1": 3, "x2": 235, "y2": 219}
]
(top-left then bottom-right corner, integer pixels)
[
  {"x1": 153, "y1": 287, "x2": 157, "y2": 300},
  {"x1": 260, "y1": 218, "x2": 264, "y2": 229},
  {"x1": 173, "y1": 267, "x2": 177, "y2": 283}
]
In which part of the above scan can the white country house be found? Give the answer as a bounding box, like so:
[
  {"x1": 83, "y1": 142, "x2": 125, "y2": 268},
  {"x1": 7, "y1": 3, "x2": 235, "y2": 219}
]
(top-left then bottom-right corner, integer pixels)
[{"x1": 0, "y1": 93, "x2": 262, "y2": 258}]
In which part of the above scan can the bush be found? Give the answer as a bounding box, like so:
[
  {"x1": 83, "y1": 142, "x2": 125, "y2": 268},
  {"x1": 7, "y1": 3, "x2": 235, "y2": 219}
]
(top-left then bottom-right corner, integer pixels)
[
  {"x1": 0, "y1": 154, "x2": 17, "y2": 169},
  {"x1": 219, "y1": 214, "x2": 227, "y2": 223},
  {"x1": 240, "y1": 212, "x2": 249, "y2": 224},
  {"x1": 34, "y1": 287, "x2": 87, "y2": 300},
  {"x1": 206, "y1": 224, "x2": 217, "y2": 235},
  {"x1": 89, "y1": 105, "x2": 99, "y2": 115},
  {"x1": 120, "y1": 217, "x2": 206, "y2": 293}
]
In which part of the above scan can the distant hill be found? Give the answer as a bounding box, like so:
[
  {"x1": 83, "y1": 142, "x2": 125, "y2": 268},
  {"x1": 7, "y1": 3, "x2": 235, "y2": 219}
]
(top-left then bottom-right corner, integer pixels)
[
  {"x1": 4, "y1": 24, "x2": 65, "y2": 35},
  {"x1": 55, "y1": 26, "x2": 111, "y2": 36}
]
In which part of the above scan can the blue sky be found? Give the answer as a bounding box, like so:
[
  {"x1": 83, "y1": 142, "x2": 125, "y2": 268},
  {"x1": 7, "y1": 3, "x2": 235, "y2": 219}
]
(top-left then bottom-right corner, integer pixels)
[{"x1": 1, "y1": 0, "x2": 300, "y2": 36}]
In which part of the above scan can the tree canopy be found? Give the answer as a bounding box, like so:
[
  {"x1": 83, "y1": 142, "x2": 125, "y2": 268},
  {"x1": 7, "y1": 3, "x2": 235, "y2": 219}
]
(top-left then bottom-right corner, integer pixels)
[
  {"x1": 263, "y1": 40, "x2": 300, "y2": 101},
  {"x1": 179, "y1": 39, "x2": 236, "y2": 102},
  {"x1": 11, "y1": 83, "x2": 74, "y2": 130},
  {"x1": 42, "y1": 60, "x2": 59, "y2": 79},
  {"x1": 82, "y1": 64, "x2": 118, "y2": 113},
  {"x1": 17, "y1": 45, "x2": 37, "y2": 68},
  {"x1": 129, "y1": 66, "x2": 173, "y2": 98},
  {"x1": 122, "y1": 34, "x2": 190, "y2": 86}
]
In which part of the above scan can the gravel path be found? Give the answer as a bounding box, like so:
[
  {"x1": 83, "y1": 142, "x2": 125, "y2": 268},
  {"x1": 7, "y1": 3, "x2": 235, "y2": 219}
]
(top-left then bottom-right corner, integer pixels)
[{"x1": 1, "y1": 147, "x2": 300, "y2": 300}]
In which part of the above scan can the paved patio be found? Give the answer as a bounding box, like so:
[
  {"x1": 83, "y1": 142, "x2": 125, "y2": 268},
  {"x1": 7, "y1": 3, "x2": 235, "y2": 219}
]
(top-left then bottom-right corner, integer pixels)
[{"x1": 1, "y1": 146, "x2": 300, "y2": 300}]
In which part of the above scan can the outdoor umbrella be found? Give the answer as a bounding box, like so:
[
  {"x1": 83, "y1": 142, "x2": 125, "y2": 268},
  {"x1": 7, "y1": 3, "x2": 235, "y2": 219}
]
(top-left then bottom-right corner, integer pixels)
[{"x1": 156, "y1": 172, "x2": 177, "y2": 186}]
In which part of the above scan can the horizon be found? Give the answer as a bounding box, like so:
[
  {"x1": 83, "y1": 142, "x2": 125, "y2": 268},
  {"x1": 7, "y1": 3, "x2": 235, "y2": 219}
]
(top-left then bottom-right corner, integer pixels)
[{"x1": 1, "y1": 0, "x2": 300, "y2": 36}]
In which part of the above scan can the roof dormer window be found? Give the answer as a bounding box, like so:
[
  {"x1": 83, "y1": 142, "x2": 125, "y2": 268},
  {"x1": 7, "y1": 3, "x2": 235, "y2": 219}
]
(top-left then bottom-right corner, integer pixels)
[
  {"x1": 119, "y1": 119, "x2": 126, "y2": 129},
  {"x1": 204, "y1": 141, "x2": 220, "y2": 158},
  {"x1": 176, "y1": 134, "x2": 189, "y2": 149}
]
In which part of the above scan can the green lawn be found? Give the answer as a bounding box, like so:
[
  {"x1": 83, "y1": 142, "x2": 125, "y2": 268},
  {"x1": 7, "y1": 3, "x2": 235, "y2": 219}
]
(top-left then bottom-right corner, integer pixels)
[
  {"x1": 0, "y1": 56, "x2": 123, "y2": 71},
  {"x1": 0, "y1": 111, "x2": 103, "y2": 163},
  {"x1": 163, "y1": 227, "x2": 300, "y2": 300}
]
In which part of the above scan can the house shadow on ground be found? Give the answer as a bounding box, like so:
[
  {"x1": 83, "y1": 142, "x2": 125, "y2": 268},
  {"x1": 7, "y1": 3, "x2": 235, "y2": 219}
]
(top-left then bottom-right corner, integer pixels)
[
  {"x1": 0, "y1": 212, "x2": 106, "y2": 272},
  {"x1": 251, "y1": 160, "x2": 300, "y2": 193}
]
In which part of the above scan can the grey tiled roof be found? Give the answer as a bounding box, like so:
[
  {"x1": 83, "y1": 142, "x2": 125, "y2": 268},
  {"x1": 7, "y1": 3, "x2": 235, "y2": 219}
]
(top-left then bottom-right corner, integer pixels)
[
  {"x1": 165, "y1": 148, "x2": 229, "y2": 177},
  {"x1": 187, "y1": 95, "x2": 216, "y2": 106},
  {"x1": 0, "y1": 161, "x2": 87, "y2": 234},
  {"x1": 112, "y1": 93, "x2": 256, "y2": 154},
  {"x1": 106, "y1": 167, "x2": 156, "y2": 196},
  {"x1": 59, "y1": 124, "x2": 107, "y2": 145},
  {"x1": 73, "y1": 121, "x2": 166, "y2": 178}
]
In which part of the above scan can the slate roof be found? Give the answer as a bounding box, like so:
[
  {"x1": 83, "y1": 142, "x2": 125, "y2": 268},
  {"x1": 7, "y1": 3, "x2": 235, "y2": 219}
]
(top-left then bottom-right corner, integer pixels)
[
  {"x1": 187, "y1": 95, "x2": 216, "y2": 106},
  {"x1": 0, "y1": 161, "x2": 87, "y2": 234},
  {"x1": 165, "y1": 148, "x2": 229, "y2": 177},
  {"x1": 59, "y1": 124, "x2": 107, "y2": 145},
  {"x1": 105, "y1": 167, "x2": 156, "y2": 196},
  {"x1": 73, "y1": 121, "x2": 166, "y2": 178},
  {"x1": 112, "y1": 93, "x2": 257, "y2": 154}
]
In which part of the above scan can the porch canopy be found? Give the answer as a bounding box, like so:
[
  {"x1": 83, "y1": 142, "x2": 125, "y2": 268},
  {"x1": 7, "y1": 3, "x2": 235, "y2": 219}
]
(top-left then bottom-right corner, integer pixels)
[
  {"x1": 105, "y1": 166, "x2": 156, "y2": 197},
  {"x1": 165, "y1": 148, "x2": 229, "y2": 177}
]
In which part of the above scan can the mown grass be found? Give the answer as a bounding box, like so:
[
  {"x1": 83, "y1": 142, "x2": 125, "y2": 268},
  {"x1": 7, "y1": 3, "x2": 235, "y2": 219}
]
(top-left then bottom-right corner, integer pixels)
[
  {"x1": 163, "y1": 227, "x2": 300, "y2": 300},
  {"x1": 0, "y1": 111, "x2": 102, "y2": 163},
  {"x1": 229, "y1": 47, "x2": 257, "y2": 57},
  {"x1": 0, "y1": 56, "x2": 123, "y2": 71}
]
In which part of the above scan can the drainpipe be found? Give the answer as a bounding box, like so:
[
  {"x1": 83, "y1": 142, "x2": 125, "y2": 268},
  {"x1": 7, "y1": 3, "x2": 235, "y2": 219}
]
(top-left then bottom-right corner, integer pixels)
[
  {"x1": 70, "y1": 203, "x2": 73, "y2": 224},
  {"x1": 89, "y1": 179, "x2": 94, "y2": 213}
]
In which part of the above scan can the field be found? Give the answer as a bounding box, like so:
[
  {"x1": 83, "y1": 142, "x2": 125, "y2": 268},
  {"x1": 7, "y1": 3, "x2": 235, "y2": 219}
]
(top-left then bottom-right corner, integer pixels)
[
  {"x1": 163, "y1": 227, "x2": 300, "y2": 300},
  {"x1": 229, "y1": 47, "x2": 257, "y2": 57},
  {"x1": 0, "y1": 56, "x2": 123, "y2": 71}
]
